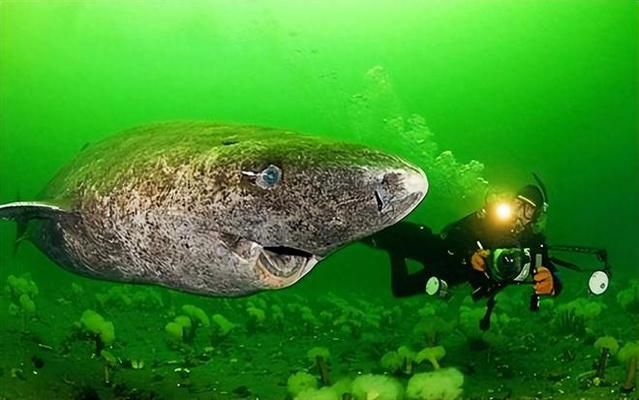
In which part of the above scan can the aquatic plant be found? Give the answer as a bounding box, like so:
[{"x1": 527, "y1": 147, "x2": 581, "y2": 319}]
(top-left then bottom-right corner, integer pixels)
[
  {"x1": 416, "y1": 346, "x2": 446, "y2": 370},
  {"x1": 457, "y1": 304, "x2": 507, "y2": 350},
  {"x1": 327, "y1": 294, "x2": 382, "y2": 335},
  {"x1": 552, "y1": 307, "x2": 587, "y2": 336},
  {"x1": 319, "y1": 310, "x2": 334, "y2": 325},
  {"x1": 95, "y1": 286, "x2": 132, "y2": 308},
  {"x1": 287, "y1": 302, "x2": 303, "y2": 316},
  {"x1": 593, "y1": 336, "x2": 619, "y2": 381},
  {"x1": 331, "y1": 302, "x2": 381, "y2": 340},
  {"x1": 250, "y1": 297, "x2": 268, "y2": 310},
  {"x1": 165, "y1": 317, "x2": 187, "y2": 343},
  {"x1": 4, "y1": 274, "x2": 38, "y2": 299},
  {"x1": 616, "y1": 281, "x2": 639, "y2": 313},
  {"x1": 537, "y1": 297, "x2": 556, "y2": 320},
  {"x1": 69, "y1": 282, "x2": 86, "y2": 306},
  {"x1": 9, "y1": 294, "x2": 37, "y2": 332},
  {"x1": 324, "y1": 293, "x2": 350, "y2": 308},
  {"x1": 301, "y1": 306, "x2": 320, "y2": 332},
  {"x1": 18, "y1": 294, "x2": 36, "y2": 313},
  {"x1": 271, "y1": 304, "x2": 285, "y2": 328},
  {"x1": 380, "y1": 351, "x2": 403, "y2": 375},
  {"x1": 405, "y1": 368, "x2": 464, "y2": 400},
  {"x1": 294, "y1": 387, "x2": 340, "y2": 400},
  {"x1": 618, "y1": 341, "x2": 639, "y2": 393},
  {"x1": 181, "y1": 304, "x2": 210, "y2": 330},
  {"x1": 288, "y1": 371, "x2": 318, "y2": 397},
  {"x1": 380, "y1": 306, "x2": 403, "y2": 327},
  {"x1": 397, "y1": 346, "x2": 417, "y2": 375},
  {"x1": 95, "y1": 285, "x2": 164, "y2": 311},
  {"x1": 100, "y1": 350, "x2": 118, "y2": 385},
  {"x1": 331, "y1": 378, "x2": 354, "y2": 398},
  {"x1": 246, "y1": 305, "x2": 266, "y2": 331},
  {"x1": 494, "y1": 290, "x2": 528, "y2": 315},
  {"x1": 552, "y1": 298, "x2": 604, "y2": 336},
  {"x1": 4, "y1": 274, "x2": 38, "y2": 331},
  {"x1": 76, "y1": 309, "x2": 115, "y2": 356},
  {"x1": 350, "y1": 374, "x2": 404, "y2": 400},
  {"x1": 416, "y1": 301, "x2": 448, "y2": 319},
  {"x1": 337, "y1": 319, "x2": 364, "y2": 340},
  {"x1": 210, "y1": 313, "x2": 236, "y2": 343},
  {"x1": 413, "y1": 317, "x2": 452, "y2": 346},
  {"x1": 164, "y1": 304, "x2": 210, "y2": 346},
  {"x1": 307, "y1": 347, "x2": 331, "y2": 386}
]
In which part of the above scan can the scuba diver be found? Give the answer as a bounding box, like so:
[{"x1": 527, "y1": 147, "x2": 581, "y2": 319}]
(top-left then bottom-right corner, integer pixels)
[{"x1": 363, "y1": 175, "x2": 562, "y2": 329}]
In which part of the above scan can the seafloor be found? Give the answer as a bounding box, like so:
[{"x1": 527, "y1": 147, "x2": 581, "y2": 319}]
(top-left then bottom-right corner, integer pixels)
[{"x1": 0, "y1": 271, "x2": 637, "y2": 400}]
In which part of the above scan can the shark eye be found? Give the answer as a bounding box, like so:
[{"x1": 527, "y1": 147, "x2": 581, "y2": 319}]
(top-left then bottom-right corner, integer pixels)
[{"x1": 256, "y1": 164, "x2": 282, "y2": 189}]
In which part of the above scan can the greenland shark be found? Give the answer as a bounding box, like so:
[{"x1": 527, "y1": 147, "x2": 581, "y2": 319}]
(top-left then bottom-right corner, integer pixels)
[{"x1": 0, "y1": 121, "x2": 428, "y2": 296}]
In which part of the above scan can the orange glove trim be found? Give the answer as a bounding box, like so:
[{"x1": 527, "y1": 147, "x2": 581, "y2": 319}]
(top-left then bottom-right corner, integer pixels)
[
  {"x1": 534, "y1": 266, "x2": 555, "y2": 295},
  {"x1": 471, "y1": 250, "x2": 490, "y2": 272}
]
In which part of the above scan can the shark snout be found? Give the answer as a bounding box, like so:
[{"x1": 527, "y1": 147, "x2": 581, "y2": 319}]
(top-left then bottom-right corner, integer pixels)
[{"x1": 374, "y1": 167, "x2": 428, "y2": 219}]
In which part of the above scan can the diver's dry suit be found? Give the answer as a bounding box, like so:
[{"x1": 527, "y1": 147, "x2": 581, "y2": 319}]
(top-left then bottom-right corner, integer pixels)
[{"x1": 364, "y1": 210, "x2": 562, "y2": 298}]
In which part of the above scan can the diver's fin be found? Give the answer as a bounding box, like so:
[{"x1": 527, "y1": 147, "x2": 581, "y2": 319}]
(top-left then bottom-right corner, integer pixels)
[{"x1": 0, "y1": 201, "x2": 70, "y2": 221}]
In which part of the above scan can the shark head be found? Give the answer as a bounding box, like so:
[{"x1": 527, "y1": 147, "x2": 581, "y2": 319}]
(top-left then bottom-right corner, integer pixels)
[{"x1": 207, "y1": 132, "x2": 428, "y2": 291}]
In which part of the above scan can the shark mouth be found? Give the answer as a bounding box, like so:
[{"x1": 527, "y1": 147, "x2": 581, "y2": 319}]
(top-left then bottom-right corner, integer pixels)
[
  {"x1": 255, "y1": 245, "x2": 320, "y2": 289},
  {"x1": 262, "y1": 246, "x2": 314, "y2": 259}
]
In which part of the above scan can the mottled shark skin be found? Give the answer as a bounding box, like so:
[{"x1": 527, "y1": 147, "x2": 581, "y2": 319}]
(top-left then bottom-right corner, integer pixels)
[{"x1": 0, "y1": 122, "x2": 428, "y2": 296}]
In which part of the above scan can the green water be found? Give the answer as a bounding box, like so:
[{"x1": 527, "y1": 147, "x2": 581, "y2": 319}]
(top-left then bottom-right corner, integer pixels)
[{"x1": 0, "y1": 1, "x2": 637, "y2": 399}]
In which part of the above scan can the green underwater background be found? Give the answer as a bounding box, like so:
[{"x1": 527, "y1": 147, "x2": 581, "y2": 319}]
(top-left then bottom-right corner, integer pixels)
[{"x1": 0, "y1": 1, "x2": 637, "y2": 399}]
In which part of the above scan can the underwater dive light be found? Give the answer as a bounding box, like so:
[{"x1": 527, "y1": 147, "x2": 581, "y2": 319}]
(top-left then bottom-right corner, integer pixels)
[
  {"x1": 425, "y1": 276, "x2": 449, "y2": 297},
  {"x1": 588, "y1": 270, "x2": 609, "y2": 296},
  {"x1": 548, "y1": 245, "x2": 611, "y2": 296},
  {"x1": 495, "y1": 202, "x2": 513, "y2": 221}
]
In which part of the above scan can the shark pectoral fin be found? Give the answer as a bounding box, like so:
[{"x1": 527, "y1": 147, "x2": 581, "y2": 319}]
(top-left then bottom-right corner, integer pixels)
[
  {"x1": 0, "y1": 200, "x2": 71, "y2": 255},
  {"x1": 12, "y1": 218, "x2": 30, "y2": 256},
  {"x1": 0, "y1": 201, "x2": 71, "y2": 221}
]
